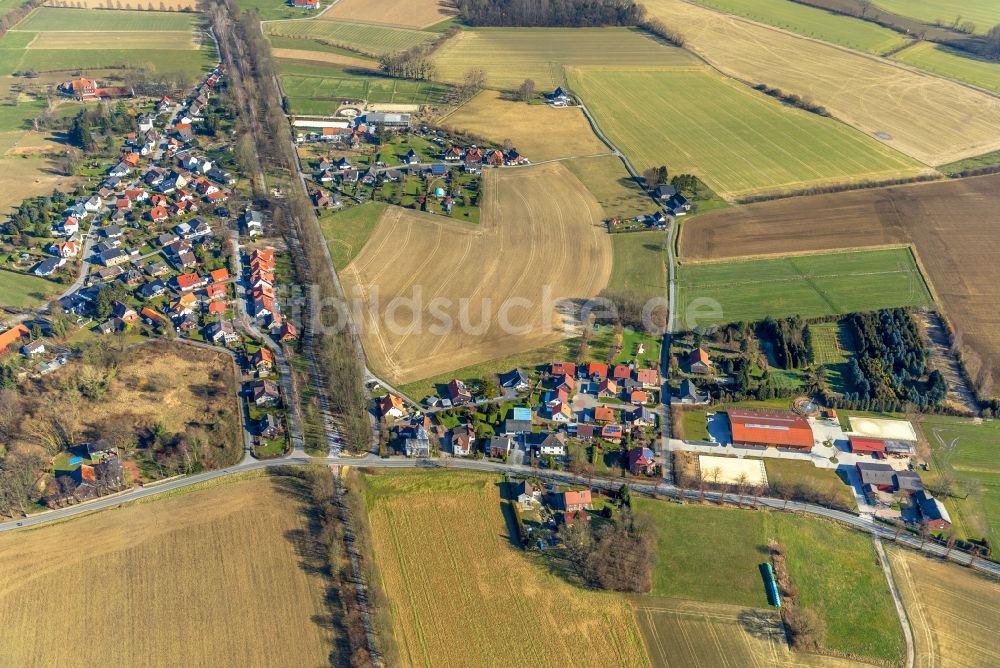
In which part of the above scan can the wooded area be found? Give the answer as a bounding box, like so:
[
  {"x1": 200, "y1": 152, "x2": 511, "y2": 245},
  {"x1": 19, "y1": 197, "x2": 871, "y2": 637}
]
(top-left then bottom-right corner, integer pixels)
[{"x1": 453, "y1": 0, "x2": 646, "y2": 27}]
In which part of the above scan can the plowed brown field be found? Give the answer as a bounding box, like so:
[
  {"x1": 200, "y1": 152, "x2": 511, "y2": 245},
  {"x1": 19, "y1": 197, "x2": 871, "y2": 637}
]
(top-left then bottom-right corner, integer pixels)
[
  {"x1": 341, "y1": 163, "x2": 612, "y2": 385},
  {"x1": 679, "y1": 173, "x2": 1000, "y2": 389}
]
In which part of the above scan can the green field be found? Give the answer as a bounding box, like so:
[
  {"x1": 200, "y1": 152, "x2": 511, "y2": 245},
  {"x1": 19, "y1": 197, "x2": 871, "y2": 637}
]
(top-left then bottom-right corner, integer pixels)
[
  {"x1": 281, "y1": 66, "x2": 451, "y2": 113},
  {"x1": 0, "y1": 269, "x2": 59, "y2": 309},
  {"x1": 265, "y1": 20, "x2": 434, "y2": 55},
  {"x1": 634, "y1": 499, "x2": 905, "y2": 661},
  {"x1": 317, "y1": 201, "x2": 386, "y2": 271},
  {"x1": 921, "y1": 416, "x2": 1000, "y2": 550},
  {"x1": 873, "y1": 0, "x2": 1000, "y2": 35},
  {"x1": 432, "y1": 27, "x2": 699, "y2": 90},
  {"x1": 563, "y1": 156, "x2": 651, "y2": 219},
  {"x1": 938, "y1": 148, "x2": 1000, "y2": 176},
  {"x1": 14, "y1": 7, "x2": 201, "y2": 31},
  {"x1": 609, "y1": 231, "x2": 667, "y2": 300},
  {"x1": 567, "y1": 66, "x2": 927, "y2": 200},
  {"x1": 234, "y1": 0, "x2": 321, "y2": 20},
  {"x1": 676, "y1": 248, "x2": 932, "y2": 327},
  {"x1": 892, "y1": 41, "x2": 1000, "y2": 93},
  {"x1": 811, "y1": 321, "x2": 856, "y2": 394},
  {"x1": 762, "y1": 459, "x2": 856, "y2": 510},
  {"x1": 693, "y1": 0, "x2": 909, "y2": 54}
]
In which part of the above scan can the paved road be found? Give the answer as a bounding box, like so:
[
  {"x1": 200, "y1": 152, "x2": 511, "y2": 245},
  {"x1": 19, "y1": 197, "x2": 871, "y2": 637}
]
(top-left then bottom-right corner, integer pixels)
[{"x1": 3, "y1": 452, "x2": 995, "y2": 577}]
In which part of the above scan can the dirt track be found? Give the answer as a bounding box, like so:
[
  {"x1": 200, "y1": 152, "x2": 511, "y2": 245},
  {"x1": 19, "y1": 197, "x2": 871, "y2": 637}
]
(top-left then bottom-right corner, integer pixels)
[
  {"x1": 680, "y1": 173, "x2": 1000, "y2": 390},
  {"x1": 341, "y1": 163, "x2": 613, "y2": 384}
]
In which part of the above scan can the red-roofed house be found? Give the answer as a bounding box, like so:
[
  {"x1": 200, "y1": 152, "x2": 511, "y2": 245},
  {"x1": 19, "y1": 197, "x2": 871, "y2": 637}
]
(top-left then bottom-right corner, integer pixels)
[
  {"x1": 174, "y1": 273, "x2": 203, "y2": 292},
  {"x1": 205, "y1": 283, "x2": 227, "y2": 301},
  {"x1": 379, "y1": 393, "x2": 406, "y2": 419},
  {"x1": 612, "y1": 364, "x2": 631, "y2": 380},
  {"x1": 148, "y1": 206, "x2": 169, "y2": 222},
  {"x1": 594, "y1": 406, "x2": 615, "y2": 423},
  {"x1": 690, "y1": 347, "x2": 712, "y2": 374},
  {"x1": 554, "y1": 489, "x2": 592, "y2": 512},
  {"x1": 586, "y1": 362, "x2": 609, "y2": 381},
  {"x1": 251, "y1": 347, "x2": 274, "y2": 373},
  {"x1": 210, "y1": 268, "x2": 230, "y2": 283},
  {"x1": 278, "y1": 321, "x2": 298, "y2": 341},
  {"x1": 0, "y1": 324, "x2": 30, "y2": 354},
  {"x1": 636, "y1": 368, "x2": 659, "y2": 387},
  {"x1": 550, "y1": 361, "x2": 576, "y2": 377}
]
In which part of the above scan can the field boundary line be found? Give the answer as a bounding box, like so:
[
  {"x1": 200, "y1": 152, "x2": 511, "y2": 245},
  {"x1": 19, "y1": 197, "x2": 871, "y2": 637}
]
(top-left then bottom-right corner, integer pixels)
[
  {"x1": 873, "y1": 536, "x2": 916, "y2": 668},
  {"x1": 676, "y1": 243, "x2": 916, "y2": 265}
]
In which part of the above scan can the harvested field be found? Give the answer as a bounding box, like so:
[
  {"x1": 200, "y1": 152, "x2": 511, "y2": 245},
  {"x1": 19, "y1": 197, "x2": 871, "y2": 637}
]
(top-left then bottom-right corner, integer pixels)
[
  {"x1": 635, "y1": 598, "x2": 863, "y2": 668},
  {"x1": 676, "y1": 248, "x2": 931, "y2": 326},
  {"x1": 442, "y1": 90, "x2": 610, "y2": 162},
  {"x1": 14, "y1": 7, "x2": 200, "y2": 30},
  {"x1": 891, "y1": 41, "x2": 1000, "y2": 94},
  {"x1": 568, "y1": 66, "x2": 927, "y2": 200},
  {"x1": 362, "y1": 470, "x2": 649, "y2": 667},
  {"x1": 432, "y1": 27, "x2": 698, "y2": 90},
  {"x1": 889, "y1": 547, "x2": 1000, "y2": 667},
  {"x1": 0, "y1": 474, "x2": 335, "y2": 667},
  {"x1": 341, "y1": 163, "x2": 612, "y2": 385},
  {"x1": 319, "y1": 0, "x2": 453, "y2": 30},
  {"x1": 28, "y1": 30, "x2": 200, "y2": 49},
  {"x1": 642, "y1": 0, "x2": 1000, "y2": 165},
  {"x1": 564, "y1": 155, "x2": 652, "y2": 219},
  {"x1": 678, "y1": 173, "x2": 1000, "y2": 389},
  {"x1": 264, "y1": 19, "x2": 434, "y2": 55},
  {"x1": 693, "y1": 0, "x2": 909, "y2": 54}
]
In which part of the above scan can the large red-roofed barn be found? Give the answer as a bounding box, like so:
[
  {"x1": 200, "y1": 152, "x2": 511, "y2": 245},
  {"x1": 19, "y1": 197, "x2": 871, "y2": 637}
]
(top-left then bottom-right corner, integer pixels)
[{"x1": 728, "y1": 408, "x2": 814, "y2": 451}]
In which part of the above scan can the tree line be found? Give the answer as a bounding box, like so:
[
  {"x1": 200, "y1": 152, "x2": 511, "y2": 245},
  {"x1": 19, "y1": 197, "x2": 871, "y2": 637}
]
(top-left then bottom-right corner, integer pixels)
[
  {"x1": 752, "y1": 84, "x2": 829, "y2": 117},
  {"x1": 453, "y1": 0, "x2": 646, "y2": 27}
]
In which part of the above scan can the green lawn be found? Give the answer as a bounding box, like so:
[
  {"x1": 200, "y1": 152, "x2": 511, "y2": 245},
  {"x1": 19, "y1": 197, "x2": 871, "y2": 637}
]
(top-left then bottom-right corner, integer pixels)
[
  {"x1": 608, "y1": 231, "x2": 667, "y2": 300},
  {"x1": 0, "y1": 268, "x2": 59, "y2": 309},
  {"x1": 14, "y1": 7, "x2": 201, "y2": 31},
  {"x1": 676, "y1": 248, "x2": 932, "y2": 327},
  {"x1": 265, "y1": 19, "x2": 434, "y2": 55},
  {"x1": 280, "y1": 64, "x2": 452, "y2": 114},
  {"x1": 762, "y1": 458, "x2": 855, "y2": 511},
  {"x1": 693, "y1": 0, "x2": 909, "y2": 54},
  {"x1": 891, "y1": 41, "x2": 1000, "y2": 93},
  {"x1": 810, "y1": 321, "x2": 856, "y2": 394},
  {"x1": 567, "y1": 67, "x2": 926, "y2": 201},
  {"x1": 921, "y1": 416, "x2": 1000, "y2": 550},
  {"x1": 317, "y1": 202, "x2": 387, "y2": 271},
  {"x1": 563, "y1": 155, "x2": 651, "y2": 220},
  {"x1": 633, "y1": 499, "x2": 906, "y2": 662},
  {"x1": 872, "y1": 0, "x2": 1000, "y2": 35}
]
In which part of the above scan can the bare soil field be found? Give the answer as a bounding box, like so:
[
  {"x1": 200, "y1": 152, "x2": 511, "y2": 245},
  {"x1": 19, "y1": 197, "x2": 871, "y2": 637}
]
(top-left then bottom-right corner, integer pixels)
[
  {"x1": 889, "y1": 547, "x2": 1000, "y2": 668},
  {"x1": 0, "y1": 474, "x2": 336, "y2": 667},
  {"x1": 270, "y1": 47, "x2": 377, "y2": 70},
  {"x1": 642, "y1": 0, "x2": 1000, "y2": 166},
  {"x1": 341, "y1": 163, "x2": 612, "y2": 385},
  {"x1": 318, "y1": 0, "x2": 453, "y2": 29},
  {"x1": 635, "y1": 598, "x2": 867, "y2": 667},
  {"x1": 442, "y1": 90, "x2": 611, "y2": 163},
  {"x1": 679, "y1": 173, "x2": 1000, "y2": 386}
]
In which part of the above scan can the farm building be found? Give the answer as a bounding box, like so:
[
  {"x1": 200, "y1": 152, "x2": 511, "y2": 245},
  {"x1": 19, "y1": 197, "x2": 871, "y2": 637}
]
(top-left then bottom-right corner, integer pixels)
[
  {"x1": 849, "y1": 436, "x2": 887, "y2": 456},
  {"x1": 0, "y1": 325, "x2": 30, "y2": 354},
  {"x1": 913, "y1": 491, "x2": 952, "y2": 530},
  {"x1": 727, "y1": 408, "x2": 814, "y2": 450}
]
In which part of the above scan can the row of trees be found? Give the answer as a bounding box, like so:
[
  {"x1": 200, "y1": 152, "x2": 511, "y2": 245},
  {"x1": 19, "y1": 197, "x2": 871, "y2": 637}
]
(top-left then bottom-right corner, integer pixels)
[
  {"x1": 751, "y1": 84, "x2": 829, "y2": 117},
  {"x1": 454, "y1": 0, "x2": 646, "y2": 27}
]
